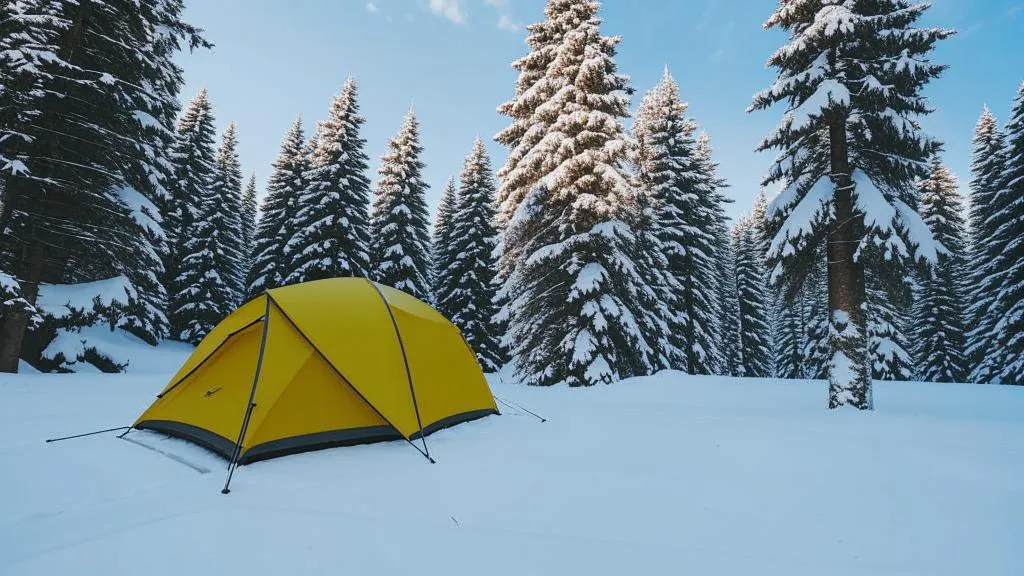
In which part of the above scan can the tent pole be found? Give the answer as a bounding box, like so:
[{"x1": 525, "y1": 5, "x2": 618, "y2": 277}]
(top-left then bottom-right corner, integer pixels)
[
  {"x1": 367, "y1": 280, "x2": 434, "y2": 464},
  {"x1": 44, "y1": 426, "x2": 131, "y2": 443},
  {"x1": 221, "y1": 294, "x2": 272, "y2": 495}
]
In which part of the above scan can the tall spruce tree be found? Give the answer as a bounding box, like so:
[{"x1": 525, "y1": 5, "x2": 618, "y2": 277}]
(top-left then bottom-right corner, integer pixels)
[
  {"x1": 431, "y1": 177, "x2": 459, "y2": 315},
  {"x1": 965, "y1": 107, "x2": 1010, "y2": 382},
  {"x1": 168, "y1": 89, "x2": 237, "y2": 343},
  {"x1": 369, "y1": 109, "x2": 432, "y2": 300},
  {"x1": 749, "y1": 0, "x2": 952, "y2": 408},
  {"x1": 694, "y1": 133, "x2": 732, "y2": 374},
  {"x1": 0, "y1": 0, "x2": 206, "y2": 370},
  {"x1": 211, "y1": 122, "x2": 246, "y2": 304},
  {"x1": 500, "y1": 0, "x2": 654, "y2": 386},
  {"x1": 248, "y1": 116, "x2": 307, "y2": 297},
  {"x1": 440, "y1": 139, "x2": 503, "y2": 371},
  {"x1": 240, "y1": 173, "x2": 258, "y2": 281},
  {"x1": 733, "y1": 217, "x2": 773, "y2": 377},
  {"x1": 774, "y1": 295, "x2": 806, "y2": 379},
  {"x1": 633, "y1": 70, "x2": 723, "y2": 374},
  {"x1": 286, "y1": 78, "x2": 372, "y2": 284},
  {"x1": 912, "y1": 158, "x2": 967, "y2": 382},
  {"x1": 990, "y1": 85, "x2": 1024, "y2": 384}
]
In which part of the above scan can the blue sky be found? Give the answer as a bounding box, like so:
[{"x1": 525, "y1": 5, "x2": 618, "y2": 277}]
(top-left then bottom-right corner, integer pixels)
[{"x1": 177, "y1": 0, "x2": 1024, "y2": 221}]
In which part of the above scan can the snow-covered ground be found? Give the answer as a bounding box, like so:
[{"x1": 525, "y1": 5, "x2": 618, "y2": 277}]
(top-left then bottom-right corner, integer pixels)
[{"x1": 1, "y1": 356, "x2": 1022, "y2": 575}]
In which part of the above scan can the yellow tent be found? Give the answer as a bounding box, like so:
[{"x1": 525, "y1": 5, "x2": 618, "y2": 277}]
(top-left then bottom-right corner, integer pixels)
[{"x1": 132, "y1": 278, "x2": 498, "y2": 466}]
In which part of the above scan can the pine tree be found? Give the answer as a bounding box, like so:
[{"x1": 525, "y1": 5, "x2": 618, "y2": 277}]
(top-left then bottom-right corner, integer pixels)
[
  {"x1": 733, "y1": 217, "x2": 773, "y2": 377},
  {"x1": 0, "y1": 1, "x2": 206, "y2": 370},
  {"x1": 500, "y1": 0, "x2": 653, "y2": 386},
  {"x1": 431, "y1": 177, "x2": 459, "y2": 315},
  {"x1": 633, "y1": 70, "x2": 723, "y2": 374},
  {"x1": 285, "y1": 78, "x2": 372, "y2": 284},
  {"x1": 714, "y1": 222, "x2": 743, "y2": 376},
  {"x1": 774, "y1": 296, "x2": 805, "y2": 379},
  {"x1": 749, "y1": 0, "x2": 952, "y2": 408},
  {"x1": 984, "y1": 84, "x2": 1024, "y2": 384},
  {"x1": 168, "y1": 89, "x2": 237, "y2": 343},
  {"x1": 911, "y1": 158, "x2": 968, "y2": 382},
  {"x1": 247, "y1": 117, "x2": 307, "y2": 297},
  {"x1": 240, "y1": 173, "x2": 258, "y2": 281},
  {"x1": 369, "y1": 109, "x2": 432, "y2": 300},
  {"x1": 802, "y1": 258, "x2": 831, "y2": 380},
  {"x1": 866, "y1": 270, "x2": 912, "y2": 381},
  {"x1": 693, "y1": 133, "x2": 732, "y2": 374},
  {"x1": 211, "y1": 122, "x2": 246, "y2": 304},
  {"x1": 440, "y1": 139, "x2": 503, "y2": 371},
  {"x1": 965, "y1": 107, "x2": 1010, "y2": 382}
]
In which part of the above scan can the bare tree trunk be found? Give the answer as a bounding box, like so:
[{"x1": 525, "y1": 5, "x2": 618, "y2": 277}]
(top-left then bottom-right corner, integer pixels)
[{"x1": 827, "y1": 119, "x2": 872, "y2": 410}]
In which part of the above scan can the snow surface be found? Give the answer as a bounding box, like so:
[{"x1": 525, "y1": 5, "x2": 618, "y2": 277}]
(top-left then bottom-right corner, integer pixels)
[
  {"x1": 1, "y1": 362, "x2": 1022, "y2": 575},
  {"x1": 35, "y1": 276, "x2": 136, "y2": 320}
]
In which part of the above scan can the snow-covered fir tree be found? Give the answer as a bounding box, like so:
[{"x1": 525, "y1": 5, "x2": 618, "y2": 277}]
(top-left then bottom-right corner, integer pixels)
[
  {"x1": 714, "y1": 222, "x2": 743, "y2": 377},
  {"x1": 749, "y1": 0, "x2": 952, "y2": 408},
  {"x1": 439, "y1": 139, "x2": 503, "y2": 371},
  {"x1": 499, "y1": 0, "x2": 655, "y2": 386},
  {"x1": 733, "y1": 217, "x2": 773, "y2": 377},
  {"x1": 431, "y1": 177, "x2": 459, "y2": 316},
  {"x1": 168, "y1": 89, "x2": 239, "y2": 343},
  {"x1": 240, "y1": 173, "x2": 258, "y2": 280},
  {"x1": 285, "y1": 78, "x2": 372, "y2": 284},
  {"x1": 0, "y1": 0, "x2": 205, "y2": 370},
  {"x1": 987, "y1": 85, "x2": 1024, "y2": 384},
  {"x1": 247, "y1": 117, "x2": 307, "y2": 297},
  {"x1": 211, "y1": 122, "x2": 246, "y2": 304},
  {"x1": 633, "y1": 70, "x2": 724, "y2": 374},
  {"x1": 694, "y1": 133, "x2": 733, "y2": 374},
  {"x1": 774, "y1": 295, "x2": 805, "y2": 379},
  {"x1": 802, "y1": 258, "x2": 831, "y2": 380},
  {"x1": 866, "y1": 269, "x2": 913, "y2": 381},
  {"x1": 632, "y1": 130, "x2": 679, "y2": 372},
  {"x1": 965, "y1": 107, "x2": 1010, "y2": 382},
  {"x1": 911, "y1": 158, "x2": 967, "y2": 382},
  {"x1": 369, "y1": 109, "x2": 432, "y2": 300}
]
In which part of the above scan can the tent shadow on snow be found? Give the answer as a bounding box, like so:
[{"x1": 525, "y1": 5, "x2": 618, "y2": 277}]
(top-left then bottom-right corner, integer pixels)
[{"x1": 127, "y1": 277, "x2": 499, "y2": 472}]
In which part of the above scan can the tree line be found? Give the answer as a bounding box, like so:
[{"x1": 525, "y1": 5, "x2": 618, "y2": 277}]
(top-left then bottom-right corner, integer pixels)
[{"x1": 1, "y1": 1, "x2": 1022, "y2": 407}]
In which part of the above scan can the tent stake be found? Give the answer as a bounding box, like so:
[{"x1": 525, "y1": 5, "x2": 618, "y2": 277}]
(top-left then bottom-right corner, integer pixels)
[
  {"x1": 221, "y1": 295, "x2": 272, "y2": 495},
  {"x1": 45, "y1": 426, "x2": 131, "y2": 443}
]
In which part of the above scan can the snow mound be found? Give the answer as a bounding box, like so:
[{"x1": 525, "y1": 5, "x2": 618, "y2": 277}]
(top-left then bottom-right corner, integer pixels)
[
  {"x1": 0, "y1": 368, "x2": 1021, "y2": 575},
  {"x1": 40, "y1": 326, "x2": 193, "y2": 374},
  {"x1": 36, "y1": 276, "x2": 136, "y2": 320}
]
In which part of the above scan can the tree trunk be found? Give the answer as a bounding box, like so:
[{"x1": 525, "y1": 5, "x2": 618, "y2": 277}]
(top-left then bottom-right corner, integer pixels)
[
  {"x1": 827, "y1": 118, "x2": 872, "y2": 410},
  {"x1": 0, "y1": 244, "x2": 44, "y2": 373}
]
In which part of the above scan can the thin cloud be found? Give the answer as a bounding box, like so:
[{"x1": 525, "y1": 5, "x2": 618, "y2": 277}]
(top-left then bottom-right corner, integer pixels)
[
  {"x1": 1009, "y1": 3, "x2": 1024, "y2": 17},
  {"x1": 497, "y1": 14, "x2": 519, "y2": 32},
  {"x1": 696, "y1": 0, "x2": 715, "y2": 32},
  {"x1": 429, "y1": 0, "x2": 466, "y2": 24},
  {"x1": 365, "y1": 2, "x2": 379, "y2": 14},
  {"x1": 485, "y1": 0, "x2": 519, "y2": 32}
]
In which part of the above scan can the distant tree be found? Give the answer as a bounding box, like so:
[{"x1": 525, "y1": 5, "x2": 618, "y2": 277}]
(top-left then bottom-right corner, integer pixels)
[
  {"x1": 912, "y1": 158, "x2": 968, "y2": 382},
  {"x1": 440, "y1": 139, "x2": 503, "y2": 371},
  {"x1": 211, "y1": 123, "x2": 246, "y2": 303},
  {"x1": 286, "y1": 78, "x2": 372, "y2": 284},
  {"x1": 248, "y1": 116, "x2": 307, "y2": 297},
  {"x1": 733, "y1": 217, "x2": 773, "y2": 377},
  {"x1": 240, "y1": 173, "x2": 259, "y2": 281},
  {"x1": 169, "y1": 90, "x2": 240, "y2": 343},
  {"x1": 369, "y1": 109, "x2": 432, "y2": 300},
  {"x1": 431, "y1": 177, "x2": 459, "y2": 315}
]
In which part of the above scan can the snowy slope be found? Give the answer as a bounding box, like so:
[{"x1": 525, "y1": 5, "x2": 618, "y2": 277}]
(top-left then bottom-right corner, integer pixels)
[{"x1": 1, "y1": 365, "x2": 1022, "y2": 575}]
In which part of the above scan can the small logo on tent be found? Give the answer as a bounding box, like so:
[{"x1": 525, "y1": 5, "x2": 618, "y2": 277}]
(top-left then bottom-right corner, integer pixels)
[{"x1": 204, "y1": 387, "x2": 221, "y2": 398}]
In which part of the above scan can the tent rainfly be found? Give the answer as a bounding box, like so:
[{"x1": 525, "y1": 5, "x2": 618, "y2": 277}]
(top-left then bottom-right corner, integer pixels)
[{"x1": 131, "y1": 278, "x2": 498, "y2": 481}]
